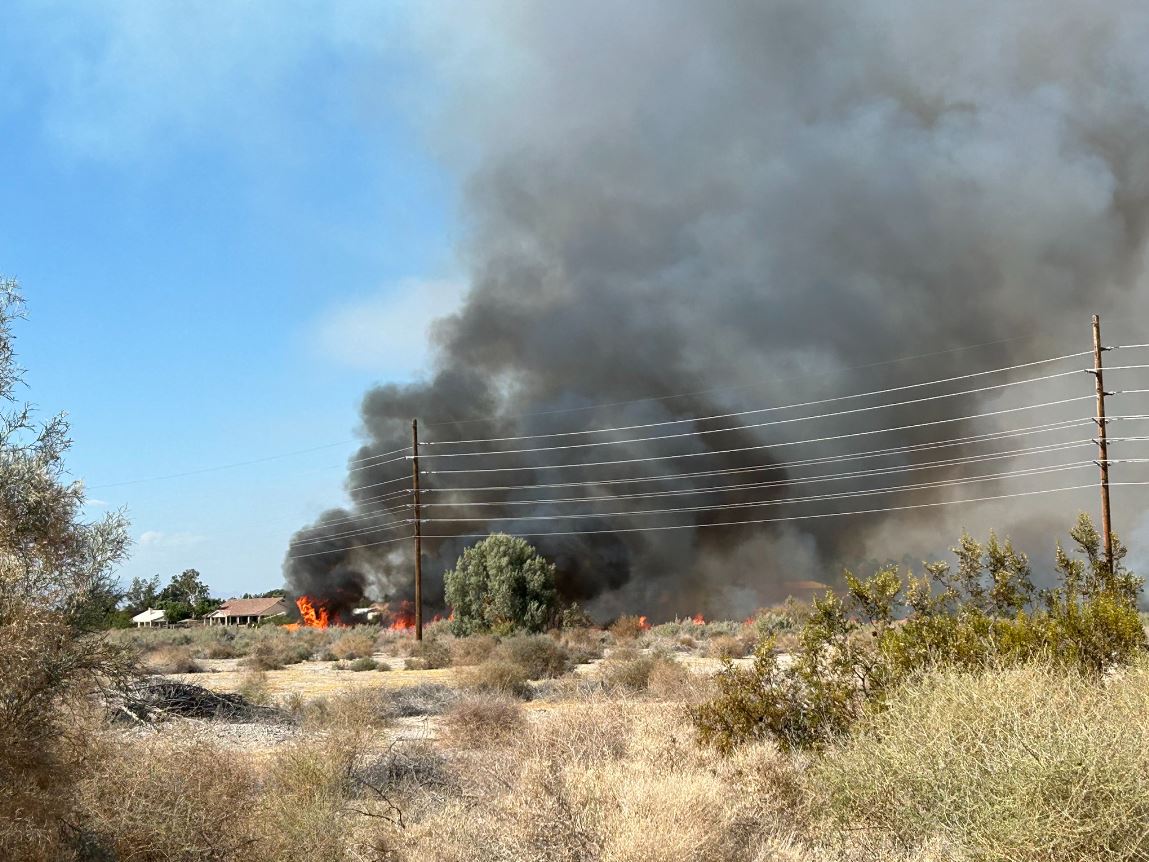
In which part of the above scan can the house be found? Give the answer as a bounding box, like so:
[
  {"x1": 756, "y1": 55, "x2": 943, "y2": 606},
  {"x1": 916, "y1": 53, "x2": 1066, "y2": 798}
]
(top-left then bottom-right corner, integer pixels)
[
  {"x1": 204, "y1": 597, "x2": 289, "y2": 627},
  {"x1": 131, "y1": 607, "x2": 167, "y2": 628}
]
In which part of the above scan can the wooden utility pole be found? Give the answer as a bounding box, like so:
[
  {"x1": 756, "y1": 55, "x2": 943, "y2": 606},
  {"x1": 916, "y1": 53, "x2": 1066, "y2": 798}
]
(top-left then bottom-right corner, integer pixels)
[
  {"x1": 412, "y1": 419, "x2": 424, "y2": 641},
  {"x1": 1091, "y1": 315, "x2": 1114, "y2": 573}
]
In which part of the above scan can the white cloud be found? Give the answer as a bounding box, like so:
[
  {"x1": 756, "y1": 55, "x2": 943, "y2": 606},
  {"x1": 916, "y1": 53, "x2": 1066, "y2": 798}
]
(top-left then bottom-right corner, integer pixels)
[
  {"x1": 137, "y1": 530, "x2": 205, "y2": 549},
  {"x1": 312, "y1": 278, "x2": 466, "y2": 375}
]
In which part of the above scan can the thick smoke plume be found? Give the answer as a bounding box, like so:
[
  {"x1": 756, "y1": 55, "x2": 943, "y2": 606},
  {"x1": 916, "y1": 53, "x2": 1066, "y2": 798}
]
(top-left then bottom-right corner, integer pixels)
[{"x1": 287, "y1": 2, "x2": 1149, "y2": 620}]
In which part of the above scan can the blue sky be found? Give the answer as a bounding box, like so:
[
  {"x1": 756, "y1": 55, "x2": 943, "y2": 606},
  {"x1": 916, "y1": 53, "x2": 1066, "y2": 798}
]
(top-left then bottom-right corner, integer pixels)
[{"x1": 0, "y1": 2, "x2": 459, "y2": 597}]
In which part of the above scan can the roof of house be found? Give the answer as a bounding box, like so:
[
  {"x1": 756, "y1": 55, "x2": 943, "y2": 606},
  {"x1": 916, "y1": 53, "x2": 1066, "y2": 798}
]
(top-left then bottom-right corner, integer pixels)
[
  {"x1": 206, "y1": 597, "x2": 289, "y2": 618},
  {"x1": 131, "y1": 607, "x2": 167, "y2": 623}
]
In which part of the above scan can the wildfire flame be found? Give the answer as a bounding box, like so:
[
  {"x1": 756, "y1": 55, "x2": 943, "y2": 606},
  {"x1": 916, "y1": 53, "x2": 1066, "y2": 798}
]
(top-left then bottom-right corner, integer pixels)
[
  {"x1": 638, "y1": 615, "x2": 651, "y2": 631},
  {"x1": 691, "y1": 613, "x2": 705, "y2": 624},
  {"x1": 384, "y1": 600, "x2": 416, "y2": 632},
  {"x1": 284, "y1": 596, "x2": 338, "y2": 630}
]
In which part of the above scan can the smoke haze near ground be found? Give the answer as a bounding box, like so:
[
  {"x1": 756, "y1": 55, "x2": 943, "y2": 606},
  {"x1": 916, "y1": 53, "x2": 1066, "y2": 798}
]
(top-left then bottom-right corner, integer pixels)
[{"x1": 286, "y1": 1, "x2": 1149, "y2": 620}]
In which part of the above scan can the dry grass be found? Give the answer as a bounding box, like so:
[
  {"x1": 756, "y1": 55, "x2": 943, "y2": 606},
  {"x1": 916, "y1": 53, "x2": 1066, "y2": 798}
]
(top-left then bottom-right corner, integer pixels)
[
  {"x1": 76, "y1": 737, "x2": 262, "y2": 861},
  {"x1": 492, "y1": 634, "x2": 571, "y2": 679},
  {"x1": 328, "y1": 631, "x2": 377, "y2": 660},
  {"x1": 144, "y1": 644, "x2": 204, "y2": 674},
  {"x1": 705, "y1": 634, "x2": 751, "y2": 660},
  {"x1": 816, "y1": 663, "x2": 1149, "y2": 861},
  {"x1": 298, "y1": 688, "x2": 393, "y2": 732},
  {"x1": 608, "y1": 614, "x2": 647, "y2": 641},
  {"x1": 459, "y1": 659, "x2": 532, "y2": 698},
  {"x1": 448, "y1": 634, "x2": 499, "y2": 666},
  {"x1": 405, "y1": 638, "x2": 452, "y2": 670},
  {"x1": 556, "y1": 626, "x2": 606, "y2": 663},
  {"x1": 600, "y1": 650, "x2": 688, "y2": 693},
  {"x1": 441, "y1": 695, "x2": 527, "y2": 749}
]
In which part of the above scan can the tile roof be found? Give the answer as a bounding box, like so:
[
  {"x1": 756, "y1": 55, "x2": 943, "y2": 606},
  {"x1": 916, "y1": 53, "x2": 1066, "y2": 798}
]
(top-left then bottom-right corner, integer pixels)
[{"x1": 206, "y1": 597, "x2": 289, "y2": 618}]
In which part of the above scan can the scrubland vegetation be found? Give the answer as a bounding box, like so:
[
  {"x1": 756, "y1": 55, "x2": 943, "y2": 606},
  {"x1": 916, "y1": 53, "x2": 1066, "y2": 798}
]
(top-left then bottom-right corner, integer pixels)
[
  {"x1": 13, "y1": 539, "x2": 1149, "y2": 862},
  {"x1": 4, "y1": 283, "x2": 1148, "y2": 860}
]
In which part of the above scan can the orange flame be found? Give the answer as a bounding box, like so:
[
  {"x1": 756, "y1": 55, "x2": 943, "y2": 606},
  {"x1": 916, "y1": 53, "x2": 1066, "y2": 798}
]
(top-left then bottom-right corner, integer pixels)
[
  {"x1": 285, "y1": 596, "x2": 333, "y2": 629},
  {"x1": 690, "y1": 613, "x2": 705, "y2": 625},
  {"x1": 638, "y1": 615, "x2": 651, "y2": 631},
  {"x1": 385, "y1": 600, "x2": 416, "y2": 632}
]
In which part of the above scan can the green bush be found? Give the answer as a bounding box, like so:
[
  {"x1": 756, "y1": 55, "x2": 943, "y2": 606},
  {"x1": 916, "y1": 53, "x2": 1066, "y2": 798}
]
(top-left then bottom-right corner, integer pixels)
[
  {"x1": 493, "y1": 635, "x2": 571, "y2": 679},
  {"x1": 815, "y1": 664, "x2": 1149, "y2": 861},
  {"x1": 444, "y1": 533, "x2": 559, "y2": 635},
  {"x1": 692, "y1": 516, "x2": 1146, "y2": 752}
]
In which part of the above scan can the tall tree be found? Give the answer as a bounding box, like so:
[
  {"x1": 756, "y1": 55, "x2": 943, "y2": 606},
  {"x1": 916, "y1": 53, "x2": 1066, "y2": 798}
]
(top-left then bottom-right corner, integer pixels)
[{"x1": 0, "y1": 279, "x2": 131, "y2": 857}]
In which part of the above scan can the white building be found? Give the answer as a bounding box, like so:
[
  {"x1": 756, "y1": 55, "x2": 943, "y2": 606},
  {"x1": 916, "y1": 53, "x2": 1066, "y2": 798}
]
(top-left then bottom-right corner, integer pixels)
[{"x1": 131, "y1": 607, "x2": 167, "y2": 628}]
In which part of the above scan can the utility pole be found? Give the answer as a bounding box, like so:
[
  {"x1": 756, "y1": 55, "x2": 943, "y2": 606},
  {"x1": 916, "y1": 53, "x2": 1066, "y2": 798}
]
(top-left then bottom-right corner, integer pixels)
[
  {"x1": 1091, "y1": 314, "x2": 1114, "y2": 573},
  {"x1": 412, "y1": 419, "x2": 424, "y2": 641}
]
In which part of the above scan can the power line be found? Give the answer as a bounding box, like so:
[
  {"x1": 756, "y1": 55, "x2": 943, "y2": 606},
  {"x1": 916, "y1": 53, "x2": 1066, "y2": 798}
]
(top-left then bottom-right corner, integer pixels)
[
  {"x1": 425, "y1": 355, "x2": 1099, "y2": 447},
  {"x1": 288, "y1": 530, "x2": 414, "y2": 559},
  {"x1": 302, "y1": 461, "x2": 1095, "y2": 548},
  {"x1": 423, "y1": 418, "x2": 1091, "y2": 493},
  {"x1": 414, "y1": 463, "x2": 1093, "y2": 525},
  {"x1": 414, "y1": 441, "x2": 1093, "y2": 509},
  {"x1": 421, "y1": 334, "x2": 1049, "y2": 430},
  {"x1": 291, "y1": 517, "x2": 413, "y2": 547},
  {"x1": 416, "y1": 369, "x2": 1110, "y2": 459},
  {"x1": 424, "y1": 396, "x2": 1097, "y2": 475},
  {"x1": 416, "y1": 483, "x2": 1144, "y2": 543}
]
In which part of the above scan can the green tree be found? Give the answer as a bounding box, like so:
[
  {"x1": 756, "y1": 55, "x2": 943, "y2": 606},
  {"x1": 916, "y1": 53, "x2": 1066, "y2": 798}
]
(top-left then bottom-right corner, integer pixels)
[
  {"x1": 157, "y1": 567, "x2": 219, "y2": 620},
  {"x1": 0, "y1": 279, "x2": 132, "y2": 856},
  {"x1": 120, "y1": 574, "x2": 160, "y2": 615},
  {"x1": 444, "y1": 533, "x2": 559, "y2": 635}
]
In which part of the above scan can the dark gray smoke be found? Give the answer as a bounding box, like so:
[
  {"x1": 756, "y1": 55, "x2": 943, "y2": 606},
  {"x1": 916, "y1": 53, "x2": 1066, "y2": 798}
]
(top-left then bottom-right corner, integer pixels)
[{"x1": 286, "y1": 1, "x2": 1149, "y2": 620}]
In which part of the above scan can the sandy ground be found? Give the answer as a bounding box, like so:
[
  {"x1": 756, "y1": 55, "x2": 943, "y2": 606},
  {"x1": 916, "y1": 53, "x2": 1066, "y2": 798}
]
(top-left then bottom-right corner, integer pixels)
[
  {"x1": 146, "y1": 647, "x2": 747, "y2": 754},
  {"x1": 167, "y1": 655, "x2": 458, "y2": 698},
  {"x1": 165, "y1": 649, "x2": 738, "y2": 699}
]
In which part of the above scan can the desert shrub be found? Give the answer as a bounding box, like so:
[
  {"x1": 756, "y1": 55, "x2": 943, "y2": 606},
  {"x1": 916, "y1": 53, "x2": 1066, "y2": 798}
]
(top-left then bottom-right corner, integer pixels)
[
  {"x1": 494, "y1": 634, "x2": 571, "y2": 679},
  {"x1": 348, "y1": 657, "x2": 383, "y2": 671},
  {"x1": 144, "y1": 645, "x2": 204, "y2": 674},
  {"x1": 705, "y1": 635, "x2": 749, "y2": 660},
  {"x1": 602, "y1": 652, "x2": 686, "y2": 693},
  {"x1": 302, "y1": 689, "x2": 392, "y2": 731},
  {"x1": 747, "y1": 605, "x2": 796, "y2": 639},
  {"x1": 528, "y1": 698, "x2": 635, "y2": 764},
  {"x1": 76, "y1": 738, "x2": 262, "y2": 862},
  {"x1": 243, "y1": 634, "x2": 315, "y2": 670},
  {"x1": 449, "y1": 634, "x2": 499, "y2": 666},
  {"x1": 693, "y1": 516, "x2": 1146, "y2": 752},
  {"x1": 444, "y1": 533, "x2": 559, "y2": 635},
  {"x1": 329, "y1": 631, "x2": 377, "y2": 661},
  {"x1": 203, "y1": 638, "x2": 241, "y2": 659},
  {"x1": 354, "y1": 740, "x2": 460, "y2": 801},
  {"x1": 442, "y1": 695, "x2": 527, "y2": 749},
  {"x1": 609, "y1": 614, "x2": 647, "y2": 641},
  {"x1": 383, "y1": 683, "x2": 459, "y2": 718},
  {"x1": 262, "y1": 733, "x2": 361, "y2": 862},
  {"x1": 404, "y1": 637, "x2": 452, "y2": 670},
  {"x1": 460, "y1": 659, "x2": 532, "y2": 698},
  {"x1": 646, "y1": 657, "x2": 704, "y2": 701},
  {"x1": 236, "y1": 670, "x2": 272, "y2": 705},
  {"x1": 558, "y1": 626, "x2": 606, "y2": 663},
  {"x1": 558, "y1": 602, "x2": 595, "y2": 629},
  {"x1": 816, "y1": 664, "x2": 1149, "y2": 861}
]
